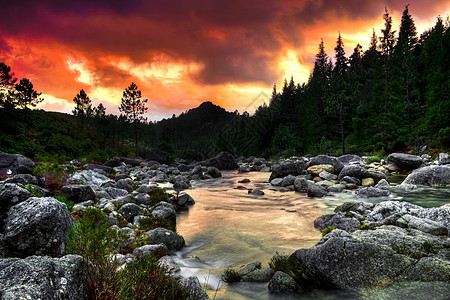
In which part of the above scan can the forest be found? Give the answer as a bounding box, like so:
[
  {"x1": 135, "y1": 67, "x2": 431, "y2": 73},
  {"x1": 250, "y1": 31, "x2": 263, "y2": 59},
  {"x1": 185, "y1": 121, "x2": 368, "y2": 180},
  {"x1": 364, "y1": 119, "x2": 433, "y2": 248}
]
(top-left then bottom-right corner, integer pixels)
[{"x1": 0, "y1": 7, "x2": 449, "y2": 162}]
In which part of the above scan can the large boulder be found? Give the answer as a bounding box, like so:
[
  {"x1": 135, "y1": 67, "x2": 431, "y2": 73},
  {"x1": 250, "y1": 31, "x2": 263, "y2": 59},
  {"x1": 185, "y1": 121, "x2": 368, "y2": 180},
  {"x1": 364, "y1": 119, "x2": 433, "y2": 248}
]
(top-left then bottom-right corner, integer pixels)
[
  {"x1": 0, "y1": 151, "x2": 35, "y2": 176},
  {"x1": 140, "y1": 149, "x2": 169, "y2": 164},
  {"x1": 203, "y1": 152, "x2": 238, "y2": 170},
  {"x1": 338, "y1": 154, "x2": 362, "y2": 165},
  {"x1": 152, "y1": 202, "x2": 177, "y2": 224},
  {"x1": 59, "y1": 185, "x2": 96, "y2": 203},
  {"x1": 396, "y1": 214, "x2": 448, "y2": 236},
  {"x1": 179, "y1": 276, "x2": 210, "y2": 300},
  {"x1": 400, "y1": 165, "x2": 450, "y2": 187},
  {"x1": 132, "y1": 244, "x2": 168, "y2": 259},
  {"x1": 3, "y1": 174, "x2": 39, "y2": 185},
  {"x1": 314, "y1": 212, "x2": 361, "y2": 232},
  {"x1": 145, "y1": 227, "x2": 185, "y2": 252},
  {"x1": 338, "y1": 165, "x2": 368, "y2": 181},
  {"x1": 387, "y1": 153, "x2": 423, "y2": 170},
  {"x1": 0, "y1": 255, "x2": 89, "y2": 300},
  {"x1": 268, "y1": 271, "x2": 298, "y2": 293},
  {"x1": 69, "y1": 170, "x2": 114, "y2": 187},
  {"x1": 0, "y1": 197, "x2": 74, "y2": 258},
  {"x1": 270, "y1": 158, "x2": 307, "y2": 181},
  {"x1": 357, "y1": 187, "x2": 391, "y2": 198},
  {"x1": 308, "y1": 155, "x2": 344, "y2": 175},
  {"x1": 0, "y1": 183, "x2": 33, "y2": 230}
]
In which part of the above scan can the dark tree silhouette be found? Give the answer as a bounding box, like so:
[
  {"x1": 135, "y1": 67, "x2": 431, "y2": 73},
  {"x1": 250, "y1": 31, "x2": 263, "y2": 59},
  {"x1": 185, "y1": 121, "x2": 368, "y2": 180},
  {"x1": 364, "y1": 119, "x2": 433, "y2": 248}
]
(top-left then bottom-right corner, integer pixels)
[
  {"x1": 119, "y1": 82, "x2": 148, "y2": 152},
  {"x1": 0, "y1": 62, "x2": 17, "y2": 108},
  {"x1": 72, "y1": 89, "x2": 93, "y2": 117},
  {"x1": 14, "y1": 78, "x2": 43, "y2": 109}
]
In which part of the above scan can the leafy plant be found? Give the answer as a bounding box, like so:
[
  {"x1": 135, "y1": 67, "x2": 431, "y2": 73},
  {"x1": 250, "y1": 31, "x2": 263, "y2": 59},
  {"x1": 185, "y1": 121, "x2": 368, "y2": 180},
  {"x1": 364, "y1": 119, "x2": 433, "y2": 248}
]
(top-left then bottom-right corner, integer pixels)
[
  {"x1": 149, "y1": 187, "x2": 170, "y2": 206},
  {"x1": 19, "y1": 184, "x2": 41, "y2": 197},
  {"x1": 54, "y1": 195, "x2": 74, "y2": 212},
  {"x1": 221, "y1": 268, "x2": 241, "y2": 283},
  {"x1": 269, "y1": 252, "x2": 304, "y2": 285},
  {"x1": 137, "y1": 216, "x2": 175, "y2": 232},
  {"x1": 321, "y1": 226, "x2": 336, "y2": 236}
]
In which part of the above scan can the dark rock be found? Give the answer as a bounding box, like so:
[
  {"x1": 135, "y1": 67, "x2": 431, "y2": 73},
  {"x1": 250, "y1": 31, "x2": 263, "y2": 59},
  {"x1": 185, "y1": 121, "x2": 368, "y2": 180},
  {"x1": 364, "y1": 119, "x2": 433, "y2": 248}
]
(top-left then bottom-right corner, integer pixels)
[
  {"x1": 269, "y1": 158, "x2": 307, "y2": 181},
  {"x1": 357, "y1": 187, "x2": 390, "y2": 198},
  {"x1": 387, "y1": 153, "x2": 423, "y2": 170},
  {"x1": 340, "y1": 175, "x2": 361, "y2": 185},
  {"x1": 135, "y1": 193, "x2": 151, "y2": 205},
  {"x1": 307, "y1": 184, "x2": 327, "y2": 197},
  {"x1": 338, "y1": 154, "x2": 362, "y2": 165},
  {"x1": 121, "y1": 157, "x2": 145, "y2": 166},
  {"x1": 281, "y1": 174, "x2": 297, "y2": 187},
  {"x1": 132, "y1": 244, "x2": 168, "y2": 259},
  {"x1": 242, "y1": 268, "x2": 275, "y2": 283},
  {"x1": 85, "y1": 163, "x2": 113, "y2": 174},
  {"x1": 268, "y1": 271, "x2": 298, "y2": 293},
  {"x1": 294, "y1": 178, "x2": 309, "y2": 193},
  {"x1": 314, "y1": 212, "x2": 361, "y2": 232},
  {"x1": 115, "y1": 173, "x2": 130, "y2": 181},
  {"x1": 207, "y1": 166, "x2": 222, "y2": 178},
  {"x1": 238, "y1": 178, "x2": 251, "y2": 183},
  {"x1": 237, "y1": 261, "x2": 261, "y2": 277},
  {"x1": 250, "y1": 189, "x2": 265, "y2": 196},
  {"x1": 0, "y1": 255, "x2": 88, "y2": 300},
  {"x1": 152, "y1": 202, "x2": 177, "y2": 224},
  {"x1": 401, "y1": 165, "x2": 450, "y2": 187},
  {"x1": 204, "y1": 152, "x2": 238, "y2": 170},
  {"x1": 179, "y1": 276, "x2": 210, "y2": 300},
  {"x1": 0, "y1": 151, "x2": 35, "y2": 176},
  {"x1": 116, "y1": 178, "x2": 133, "y2": 192},
  {"x1": 173, "y1": 192, "x2": 195, "y2": 207},
  {"x1": 59, "y1": 185, "x2": 96, "y2": 203},
  {"x1": 0, "y1": 183, "x2": 33, "y2": 231},
  {"x1": 4, "y1": 174, "x2": 38, "y2": 185},
  {"x1": 103, "y1": 157, "x2": 122, "y2": 168},
  {"x1": 140, "y1": 149, "x2": 169, "y2": 164},
  {"x1": 308, "y1": 155, "x2": 344, "y2": 175},
  {"x1": 338, "y1": 165, "x2": 368, "y2": 181},
  {"x1": 104, "y1": 187, "x2": 129, "y2": 199},
  {"x1": 146, "y1": 227, "x2": 185, "y2": 252},
  {"x1": 0, "y1": 197, "x2": 74, "y2": 258},
  {"x1": 118, "y1": 203, "x2": 142, "y2": 220},
  {"x1": 178, "y1": 164, "x2": 194, "y2": 172}
]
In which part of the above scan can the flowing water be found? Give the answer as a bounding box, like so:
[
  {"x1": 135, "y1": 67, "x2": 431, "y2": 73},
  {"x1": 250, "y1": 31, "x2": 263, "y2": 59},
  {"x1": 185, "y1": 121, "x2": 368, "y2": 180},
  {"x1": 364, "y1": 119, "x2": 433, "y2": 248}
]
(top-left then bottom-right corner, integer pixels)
[{"x1": 172, "y1": 171, "x2": 449, "y2": 299}]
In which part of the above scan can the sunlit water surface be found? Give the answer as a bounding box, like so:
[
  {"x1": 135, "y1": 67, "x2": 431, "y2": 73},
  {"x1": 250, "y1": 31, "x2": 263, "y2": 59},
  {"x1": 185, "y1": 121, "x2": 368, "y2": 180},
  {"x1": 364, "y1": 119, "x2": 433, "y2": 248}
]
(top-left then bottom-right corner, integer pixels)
[{"x1": 172, "y1": 171, "x2": 449, "y2": 299}]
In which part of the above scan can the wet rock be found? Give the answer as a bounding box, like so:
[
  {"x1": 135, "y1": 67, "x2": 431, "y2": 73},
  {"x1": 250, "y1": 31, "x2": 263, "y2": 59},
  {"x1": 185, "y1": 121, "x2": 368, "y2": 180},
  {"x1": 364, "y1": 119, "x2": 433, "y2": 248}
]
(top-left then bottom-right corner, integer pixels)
[
  {"x1": 338, "y1": 165, "x2": 368, "y2": 181},
  {"x1": 203, "y1": 151, "x2": 238, "y2": 170},
  {"x1": 179, "y1": 276, "x2": 210, "y2": 300},
  {"x1": 239, "y1": 164, "x2": 251, "y2": 172},
  {"x1": 172, "y1": 192, "x2": 195, "y2": 207},
  {"x1": 133, "y1": 244, "x2": 168, "y2": 259},
  {"x1": 401, "y1": 165, "x2": 450, "y2": 187},
  {"x1": 281, "y1": 175, "x2": 297, "y2": 187},
  {"x1": 158, "y1": 255, "x2": 180, "y2": 273},
  {"x1": 152, "y1": 202, "x2": 177, "y2": 224},
  {"x1": 238, "y1": 178, "x2": 251, "y2": 183},
  {"x1": 362, "y1": 178, "x2": 375, "y2": 187},
  {"x1": 0, "y1": 255, "x2": 88, "y2": 300},
  {"x1": 365, "y1": 281, "x2": 450, "y2": 300},
  {"x1": 269, "y1": 158, "x2": 307, "y2": 181},
  {"x1": 242, "y1": 268, "x2": 275, "y2": 283},
  {"x1": 293, "y1": 177, "x2": 309, "y2": 193},
  {"x1": 271, "y1": 178, "x2": 283, "y2": 186},
  {"x1": 146, "y1": 228, "x2": 185, "y2": 252},
  {"x1": 0, "y1": 197, "x2": 74, "y2": 258},
  {"x1": 340, "y1": 175, "x2": 361, "y2": 185},
  {"x1": 319, "y1": 171, "x2": 337, "y2": 181},
  {"x1": 238, "y1": 262, "x2": 261, "y2": 277},
  {"x1": 207, "y1": 166, "x2": 222, "y2": 178},
  {"x1": 0, "y1": 151, "x2": 35, "y2": 176},
  {"x1": 307, "y1": 184, "x2": 327, "y2": 197},
  {"x1": 268, "y1": 271, "x2": 298, "y2": 293},
  {"x1": 307, "y1": 164, "x2": 334, "y2": 176},
  {"x1": 357, "y1": 187, "x2": 390, "y2": 198},
  {"x1": 59, "y1": 185, "x2": 96, "y2": 203},
  {"x1": 387, "y1": 153, "x2": 423, "y2": 170},
  {"x1": 250, "y1": 189, "x2": 265, "y2": 196},
  {"x1": 396, "y1": 214, "x2": 448, "y2": 236},
  {"x1": 327, "y1": 184, "x2": 345, "y2": 193},
  {"x1": 375, "y1": 179, "x2": 392, "y2": 190},
  {"x1": 308, "y1": 155, "x2": 344, "y2": 175}
]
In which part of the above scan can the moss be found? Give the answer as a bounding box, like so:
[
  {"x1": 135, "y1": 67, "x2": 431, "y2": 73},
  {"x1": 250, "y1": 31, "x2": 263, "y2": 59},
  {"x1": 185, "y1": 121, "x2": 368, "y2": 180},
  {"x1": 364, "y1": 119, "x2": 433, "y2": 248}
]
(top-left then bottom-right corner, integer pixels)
[
  {"x1": 54, "y1": 195, "x2": 74, "y2": 212},
  {"x1": 360, "y1": 223, "x2": 369, "y2": 230},
  {"x1": 19, "y1": 184, "x2": 41, "y2": 197},
  {"x1": 321, "y1": 226, "x2": 336, "y2": 236},
  {"x1": 345, "y1": 211, "x2": 354, "y2": 218}
]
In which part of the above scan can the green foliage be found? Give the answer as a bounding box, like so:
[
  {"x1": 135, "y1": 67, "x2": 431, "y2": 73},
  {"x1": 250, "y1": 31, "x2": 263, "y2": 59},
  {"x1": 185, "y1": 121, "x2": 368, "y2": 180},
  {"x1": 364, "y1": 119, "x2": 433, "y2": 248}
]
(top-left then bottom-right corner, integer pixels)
[
  {"x1": 268, "y1": 252, "x2": 304, "y2": 285},
  {"x1": 360, "y1": 223, "x2": 370, "y2": 230},
  {"x1": 137, "y1": 216, "x2": 176, "y2": 232},
  {"x1": 321, "y1": 226, "x2": 337, "y2": 236},
  {"x1": 221, "y1": 268, "x2": 241, "y2": 283},
  {"x1": 54, "y1": 195, "x2": 74, "y2": 212},
  {"x1": 365, "y1": 153, "x2": 385, "y2": 164},
  {"x1": 345, "y1": 211, "x2": 354, "y2": 218},
  {"x1": 19, "y1": 184, "x2": 41, "y2": 197},
  {"x1": 150, "y1": 187, "x2": 170, "y2": 206}
]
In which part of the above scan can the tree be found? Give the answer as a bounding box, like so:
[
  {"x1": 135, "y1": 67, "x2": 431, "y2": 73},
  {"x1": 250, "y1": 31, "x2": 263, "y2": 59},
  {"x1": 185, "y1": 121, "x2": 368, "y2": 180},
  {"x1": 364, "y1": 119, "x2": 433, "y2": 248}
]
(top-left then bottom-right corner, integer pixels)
[
  {"x1": 72, "y1": 89, "x2": 93, "y2": 117},
  {"x1": 0, "y1": 62, "x2": 17, "y2": 108},
  {"x1": 94, "y1": 103, "x2": 106, "y2": 118},
  {"x1": 119, "y1": 82, "x2": 148, "y2": 152},
  {"x1": 14, "y1": 78, "x2": 43, "y2": 109}
]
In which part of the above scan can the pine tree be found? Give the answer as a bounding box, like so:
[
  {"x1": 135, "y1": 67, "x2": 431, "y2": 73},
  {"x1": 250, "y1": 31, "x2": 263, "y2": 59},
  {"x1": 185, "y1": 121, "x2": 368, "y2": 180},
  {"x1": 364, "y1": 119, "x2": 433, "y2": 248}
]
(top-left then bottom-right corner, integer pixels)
[
  {"x1": 72, "y1": 89, "x2": 93, "y2": 117},
  {"x1": 14, "y1": 78, "x2": 43, "y2": 109},
  {"x1": 119, "y1": 82, "x2": 148, "y2": 153},
  {"x1": 0, "y1": 62, "x2": 17, "y2": 109}
]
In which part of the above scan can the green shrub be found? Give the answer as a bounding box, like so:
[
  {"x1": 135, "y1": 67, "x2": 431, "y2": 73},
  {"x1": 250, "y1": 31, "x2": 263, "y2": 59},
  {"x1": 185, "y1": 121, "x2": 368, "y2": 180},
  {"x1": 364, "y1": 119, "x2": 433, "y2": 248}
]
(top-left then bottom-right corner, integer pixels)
[
  {"x1": 19, "y1": 184, "x2": 41, "y2": 197},
  {"x1": 149, "y1": 188, "x2": 170, "y2": 206},
  {"x1": 54, "y1": 195, "x2": 74, "y2": 212},
  {"x1": 221, "y1": 268, "x2": 241, "y2": 283},
  {"x1": 138, "y1": 216, "x2": 175, "y2": 232},
  {"x1": 268, "y1": 252, "x2": 304, "y2": 285},
  {"x1": 321, "y1": 226, "x2": 336, "y2": 236}
]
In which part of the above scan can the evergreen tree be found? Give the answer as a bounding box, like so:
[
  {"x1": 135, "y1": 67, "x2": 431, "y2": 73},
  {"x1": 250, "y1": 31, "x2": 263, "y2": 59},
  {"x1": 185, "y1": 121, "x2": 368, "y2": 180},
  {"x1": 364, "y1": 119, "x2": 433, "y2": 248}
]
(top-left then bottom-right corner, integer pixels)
[
  {"x1": 119, "y1": 82, "x2": 148, "y2": 152},
  {"x1": 94, "y1": 103, "x2": 106, "y2": 118},
  {"x1": 72, "y1": 89, "x2": 93, "y2": 117},
  {"x1": 0, "y1": 62, "x2": 17, "y2": 109},
  {"x1": 14, "y1": 78, "x2": 43, "y2": 109}
]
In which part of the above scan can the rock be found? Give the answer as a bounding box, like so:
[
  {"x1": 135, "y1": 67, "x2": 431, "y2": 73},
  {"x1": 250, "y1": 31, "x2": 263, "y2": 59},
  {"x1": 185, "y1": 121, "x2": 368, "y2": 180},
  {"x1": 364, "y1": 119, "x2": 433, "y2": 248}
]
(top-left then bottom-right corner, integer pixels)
[
  {"x1": 270, "y1": 178, "x2": 283, "y2": 186},
  {"x1": 357, "y1": 187, "x2": 390, "y2": 198},
  {"x1": 308, "y1": 155, "x2": 344, "y2": 175},
  {"x1": 318, "y1": 170, "x2": 337, "y2": 181},
  {"x1": 307, "y1": 184, "x2": 327, "y2": 197},
  {"x1": 269, "y1": 158, "x2": 307, "y2": 181},
  {"x1": 334, "y1": 201, "x2": 374, "y2": 215},
  {"x1": 400, "y1": 257, "x2": 450, "y2": 282},
  {"x1": 239, "y1": 164, "x2": 251, "y2": 172},
  {"x1": 190, "y1": 165, "x2": 203, "y2": 176},
  {"x1": 401, "y1": 165, "x2": 450, "y2": 187},
  {"x1": 116, "y1": 179, "x2": 133, "y2": 192},
  {"x1": 146, "y1": 227, "x2": 185, "y2": 252},
  {"x1": 140, "y1": 149, "x2": 169, "y2": 164},
  {"x1": 0, "y1": 151, "x2": 35, "y2": 176},
  {"x1": 59, "y1": 185, "x2": 96, "y2": 203},
  {"x1": 241, "y1": 268, "x2": 275, "y2": 282},
  {"x1": 179, "y1": 276, "x2": 210, "y2": 300},
  {"x1": 387, "y1": 153, "x2": 423, "y2": 170},
  {"x1": 85, "y1": 163, "x2": 113, "y2": 174},
  {"x1": 250, "y1": 189, "x2": 265, "y2": 196},
  {"x1": 375, "y1": 179, "x2": 392, "y2": 190},
  {"x1": 135, "y1": 185, "x2": 153, "y2": 194},
  {"x1": 362, "y1": 178, "x2": 375, "y2": 187},
  {"x1": 237, "y1": 261, "x2": 261, "y2": 277},
  {"x1": 386, "y1": 163, "x2": 402, "y2": 172},
  {"x1": 69, "y1": 170, "x2": 114, "y2": 187},
  {"x1": 173, "y1": 192, "x2": 195, "y2": 207},
  {"x1": 3, "y1": 174, "x2": 38, "y2": 185},
  {"x1": 314, "y1": 212, "x2": 361, "y2": 232},
  {"x1": 0, "y1": 197, "x2": 74, "y2": 258},
  {"x1": 316, "y1": 180, "x2": 333, "y2": 188},
  {"x1": 203, "y1": 152, "x2": 238, "y2": 170},
  {"x1": 338, "y1": 154, "x2": 362, "y2": 165},
  {"x1": 122, "y1": 157, "x2": 146, "y2": 166},
  {"x1": 396, "y1": 214, "x2": 448, "y2": 236},
  {"x1": 409, "y1": 205, "x2": 450, "y2": 230},
  {"x1": 268, "y1": 271, "x2": 298, "y2": 293},
  {"x1": 365, "y1": 201, "x2": 421, "y2": 222},
  {"x1": 438, "y1": 153, "x2": 450, "y2": 165},
  {"x1": 158, "y1": 255, "x2": 180, "y2": 273},
  {"x1": 135, "y1": 193, "x2": 151, "y2": 205},
  {"x1": 0, "y1": 183, "x2": 33, "y2": 227},
  {"x1": 152, "y1": 202, "x2": 177, "y2": 224},
  {"x1": 104, "y1": 157, "x2": 122, "y2": 167},
  {"x1": 346, "y1": 183, "x2": 358, "y2": 190},
  {"x1": 104, "y1": 187, "x2": 129, "y2": 199},
  {"x1": 238, "y1": 178, "x2": 251, "y2": 183},
  {"x1": 307, "y1": 164, "x2": 334, "y2": 175},
  {"x1": 340, "y1": 175, "x2": 361, "y2": 185},
  {"x1": 132, "y1": 244, "x2": 168, "y2": 259},
  {"x1": 118, "y1": 203, "x2": 142, "y2": 220},
  {"x1": 207, "y1": 166, "x2": 222, "y2": 178},
  {"x1": 366, "y1": 168, "x2": 387, "y2": 182},
  {"x1": 281, "y1": 175, "x2": 297, "y2": 187},
  {"x1": 327, "y1": 184, "x2": 345, "y2": 193},
  {"x1": 0, "y1": 255, "x2": 88, "y2": 300},
  {"x1": 365, "y1": 281, "x2": 450, "y2": 300},
  {"x1": 338, "y1": 165, "x2": 368, "y2": 181}
]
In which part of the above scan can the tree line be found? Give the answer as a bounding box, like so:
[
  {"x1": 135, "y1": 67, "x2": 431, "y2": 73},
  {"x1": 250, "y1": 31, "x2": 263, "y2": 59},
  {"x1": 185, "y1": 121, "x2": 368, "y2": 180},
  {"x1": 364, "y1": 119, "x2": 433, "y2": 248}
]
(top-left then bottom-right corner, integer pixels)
[{"x1": 0, "y1": 6, "x2": 449, "y2": 161}]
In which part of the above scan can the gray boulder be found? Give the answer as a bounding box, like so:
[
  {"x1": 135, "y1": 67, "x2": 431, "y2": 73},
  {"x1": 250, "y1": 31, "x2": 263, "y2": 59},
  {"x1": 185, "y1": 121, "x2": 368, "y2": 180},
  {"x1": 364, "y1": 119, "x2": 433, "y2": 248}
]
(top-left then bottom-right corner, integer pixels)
[
  {"x1": 118, "y1": 203, "x2": 142, "y2": 220},
  {"x1": 0, "y1": 255, "x2": 88, "y2": 300},
  {"x1": 116, "y1": 179, "x2": 133, "y2": 192},
  {"x1": 0, "y1": 184, "x2": 33, "y2": 228},
  {"x1": 242, "y1": 267, "x2": 275, "y2": 282},
  {"x1": 281, "y1": 175, "x2": 297, "y2": 187},
  {"x1": 357, "y1": 187, "x2": 390, "y2": 198},
  {"x1": 438, "y1": 153, "x2": 450, "y2": 165},
  {"x1": 366, "y1": 201, "x2": 421, "y2": 222},
  {"x1": 307, "y1": 184, "x2": 327, "y2": 197},
  {"x1": 86, "y1": 163, "x2": 113, "y2": 174},
  {"x1": 338, "y1": 165, "x2": 368, "y2": 181},
  {"x1": 204, "y1": 152, "x2": 238, "y2": 170},
  {"x1": 319, "y1": 170, "x2": 337, "y2": 181},
  {"x1": 3, "y1": 174, "x2": 38, "y2": 185},
  {"x1": 207, "y1": 166, "x2": 222, "y2": 178},
  {"x1": 0, "y1": 197, "x2": 74, "y2": 257},
  {"x1": 146, "y1": 227, "x2": 185, "y2": 252},
  {"x1": 387, "y1": 153, "x2": 423, "y2": 170},
  {"x1": 69, "y1": 170, "x2": 114, "y2": 187},
  {"x1": 132, "y1": 244, "x2": 168, "y2": 259},
  {"x1": 268, "y1": 271, "x2": 298, "y2": 293},
  {"x1": 179, "y1": 276, "x2": 210, "y2": 300},
  {"x1": 269, "y1": 158, "x2": 307, "y2": 181},
  {"x1": 158, "y1": 255, "x2": 180, "y2": 273},
  {"x1": 409, "y1": 205, "x2": 450, "y2": 230},
  {"x1": 0, "y1": 151, "x2": 35, "y2": 175},
  {"x1": 401, "y1": 165, "x2": 450, "y2": 187},
  {"x1": 396, "y1": 214, "x2": 448, "y2": 236},
  {"x1": 340, "y1": 175, "x2": 361, "y2": 185},
  {"x1": 135, "y1": 193, "x2": 151, "y2": 205},
  {"x1": 375, "y1": 179, "x2": 392, "y2": 190},
  {"x1": 152, "y1": 202, "x2": 177, "y2": 224},
  {"x1": 338, "y1": 154, "x2": 362, "y2": 165},
  {"x1": 293, "y1": 178, "x2": 309, "y2": 193},
  {"x1": 314, "y1": 212, "x2": 361, "y2": 232},
  {"x1": 308, "y1": 155, "x2": 344, "y2": 175},
  {"x1": 59, "y1": 185, "x2": 96, "y2": 203}
]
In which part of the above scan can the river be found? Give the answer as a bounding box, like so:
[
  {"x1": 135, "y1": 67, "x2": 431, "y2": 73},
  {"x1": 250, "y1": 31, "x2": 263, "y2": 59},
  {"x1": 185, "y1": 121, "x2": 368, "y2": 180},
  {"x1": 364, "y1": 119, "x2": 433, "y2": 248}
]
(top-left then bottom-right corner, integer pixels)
[{"x1": 172, "y1": 170, "x2": 450, "y2": 299}]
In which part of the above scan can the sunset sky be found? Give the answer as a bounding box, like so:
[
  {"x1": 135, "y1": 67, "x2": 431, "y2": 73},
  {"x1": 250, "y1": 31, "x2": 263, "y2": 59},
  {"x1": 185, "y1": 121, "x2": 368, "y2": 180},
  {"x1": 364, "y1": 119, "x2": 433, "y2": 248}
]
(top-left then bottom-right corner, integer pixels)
[{"x1": 1, "y1": 0, "x2": 448, "y2": 121}]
